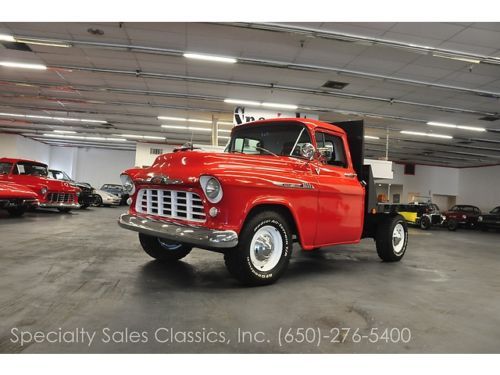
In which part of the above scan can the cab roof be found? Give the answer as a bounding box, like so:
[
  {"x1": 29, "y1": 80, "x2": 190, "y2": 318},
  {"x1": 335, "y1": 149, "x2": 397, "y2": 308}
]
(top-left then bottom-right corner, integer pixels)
[
  {"x1": 238, "y1": 117, "x2": 347, "y2": 135},
  {"x1": 0, "y1": 157, "x2": 48, "y2": 166}
]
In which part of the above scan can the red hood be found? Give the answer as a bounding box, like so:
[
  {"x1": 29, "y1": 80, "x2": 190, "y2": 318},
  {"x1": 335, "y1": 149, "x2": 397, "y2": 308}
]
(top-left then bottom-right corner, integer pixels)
[
  {"x1": 0, "y1": 175, "x2": 80, "y2": 194},
  {"x1": 126, "y1": 151, "x2": 311, "y2": 186},
  {"x1": 0, "y1": 181, "x2": 38, "y2": 199}
]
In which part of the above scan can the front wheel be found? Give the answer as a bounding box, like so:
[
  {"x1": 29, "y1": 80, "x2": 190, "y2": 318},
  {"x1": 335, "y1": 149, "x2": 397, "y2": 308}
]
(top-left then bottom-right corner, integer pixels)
[
  {"x1": 93, "y1": 195, "x2": 103, "y2": 207},
  {"x1": 420, "y1": 216, "x2": 431, "y2": 230},
  {"x1": 139, "y1": 233, "x2": 192, "y2": 261},
  {"x1": 376, "y1": 215, "x2": 408, "y2": 262},
  {"x1": 224, "y1": 211, "x2": 292, "y2": 286},
  {"x1": 447, "y1": 219, "x2": 458, "y2": 231}
]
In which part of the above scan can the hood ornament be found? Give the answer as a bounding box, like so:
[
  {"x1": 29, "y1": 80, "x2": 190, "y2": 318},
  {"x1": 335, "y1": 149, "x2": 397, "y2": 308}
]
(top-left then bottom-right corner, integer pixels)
[{"x1": 144, "y1": 174, "x2": 183, "y2": 185}]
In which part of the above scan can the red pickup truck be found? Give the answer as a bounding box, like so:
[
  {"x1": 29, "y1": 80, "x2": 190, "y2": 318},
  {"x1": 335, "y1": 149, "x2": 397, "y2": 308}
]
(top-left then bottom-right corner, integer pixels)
[
  {"x1": 0, "y1": 181, "x2": 39, "y2": 216},
  {"x1": 0, "y1": 158, "x2": 80, "y2": 213},
  {"x1": 119, "y1": 118, "x2": 409, "y2": 285}
]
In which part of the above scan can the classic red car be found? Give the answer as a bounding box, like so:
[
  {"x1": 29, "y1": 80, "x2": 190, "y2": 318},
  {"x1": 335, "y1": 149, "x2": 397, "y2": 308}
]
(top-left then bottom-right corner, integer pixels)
[
  {"x1": 444, "y1": 205, "x2": 482, "y2": 231},
  {"x1": 0, "y1": 181, "x2": 39, "y2": 216},
  {"x1": 119, "y1": 118, "x2": 409, "y2": 285},
  {"x1": 0, "y1": 158, "x2": 80, "y2": 212}
]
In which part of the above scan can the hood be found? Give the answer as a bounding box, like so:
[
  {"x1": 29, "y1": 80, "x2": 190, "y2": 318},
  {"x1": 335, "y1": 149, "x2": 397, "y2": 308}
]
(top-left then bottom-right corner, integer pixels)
[
  {"x1": 0, "y1": 181, "x2": 38, "y2": 199},
  {"x1": 126, "y1": 151, "x2": 311, "y2": 187},
  {"x1": 0, "y1": 175, "x2": 80, "y2": 194},
  {"x1": 96, "y1": 190, "x2": 119, "y2": 199}
]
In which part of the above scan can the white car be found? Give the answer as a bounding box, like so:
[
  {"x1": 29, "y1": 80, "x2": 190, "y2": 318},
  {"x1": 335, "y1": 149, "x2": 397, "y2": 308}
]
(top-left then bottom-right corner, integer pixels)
[{"x1": 94, "y1": 189, "x2": 121, "y2": 207}]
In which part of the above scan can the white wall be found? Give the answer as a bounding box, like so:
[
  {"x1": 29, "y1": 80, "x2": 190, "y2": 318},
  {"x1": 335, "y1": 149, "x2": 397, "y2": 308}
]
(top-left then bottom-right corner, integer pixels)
[
  {"x1": 458, "y1": 165, "x2": 500, "y2": 212},
  {"x1": 0, "y1": 133, "x2": 51, "y2": 163},
  {"x1": 74, "y1": 148, "x2": 135, "y2": 188},
  {"x1": 135, "y1": 142, "x2": 175, "y2": 167},
  {"x1": 49, "y1": 147, "x2": 78, "y2": 178}
]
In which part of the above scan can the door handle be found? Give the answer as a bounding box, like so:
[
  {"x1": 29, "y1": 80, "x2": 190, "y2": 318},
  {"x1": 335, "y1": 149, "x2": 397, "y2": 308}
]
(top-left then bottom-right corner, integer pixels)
[{"x1": 344, "y1": 172, "x2": 357, "y2": 178}]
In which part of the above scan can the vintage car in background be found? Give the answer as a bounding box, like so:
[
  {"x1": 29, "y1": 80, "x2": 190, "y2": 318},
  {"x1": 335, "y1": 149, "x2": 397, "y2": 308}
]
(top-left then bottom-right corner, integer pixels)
[
  {"x1": 48, "y1": 169, "x2": 99, "y2": 209},
  {"x1": 478, "y1": 206, "x2": 500, "y2": 232},
  {"x1": 118, "y1": 118, "x2": 409, "y2": 286},
  {"x1": 0, "y1": 158, "x2": 80, "y2": 213},
  {"x1": 100, "y1": 184, "x2": 129, "y2": 205},
  {"x1": 94, "y1": 189, "x2": 121, "y2": 207},
  {"x1": 444, "y1": 205, "x2": 482, "y2": 231},
  {"x1": 0, "y1": 181, "x2": 39, "y2": 216},
  {"x1": 378, "y1": 202, "x2": 445, "y2": 230}
]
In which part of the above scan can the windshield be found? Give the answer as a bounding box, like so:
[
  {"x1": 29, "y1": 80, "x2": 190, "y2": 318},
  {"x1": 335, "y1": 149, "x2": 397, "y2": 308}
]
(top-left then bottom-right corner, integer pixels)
[
  {"x1": 226, "y1": 122, "x2": 312, "y2": 158},
  {"x1": 14, "y1": 162, "x2": 48, "y2": 177},
  {"x1": 0, "y1": 162, "x2": 12, "y2": 175},
  {"x1": 491, "y1": 207, "x2": 500, "y2": 214},
  {"x1": 49, "y1": 170, "x2": 72, "y2": 181}
]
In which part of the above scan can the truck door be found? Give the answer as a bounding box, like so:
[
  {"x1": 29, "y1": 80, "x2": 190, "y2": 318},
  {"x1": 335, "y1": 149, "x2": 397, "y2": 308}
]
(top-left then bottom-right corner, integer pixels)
[{"x1": 313, "y1": 130, "x2": 364, "y2": 245}]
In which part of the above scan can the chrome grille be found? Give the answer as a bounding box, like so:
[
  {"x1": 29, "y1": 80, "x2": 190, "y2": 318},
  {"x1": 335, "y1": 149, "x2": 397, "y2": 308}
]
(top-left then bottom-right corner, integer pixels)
[
  {"x1": 46, "y1": 192, "x2": 76, "y2": 204},
  {"x1": 136, "y1": 189, "x2": 206, "y2": 222}
]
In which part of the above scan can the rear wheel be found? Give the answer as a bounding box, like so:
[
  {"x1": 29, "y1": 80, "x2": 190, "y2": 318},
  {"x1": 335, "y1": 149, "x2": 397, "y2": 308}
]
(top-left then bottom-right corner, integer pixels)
[
  {"x1": 420, "y1": 216, "x2": 431, "y2": 230},
  {"x1": 94, "y1": 195, "x2": 103, "y2": 207},
  {"x1": 139, "y1": 233, "x2": 192, "y2": 261},
  {"x1": 376, "y1": 215, "x2": 408, "y2": 262},
  {"x1": 224, "y1": 211, "x2": 292, "y2": 286},
  {"x1": 7, "y1": 207, "x2": 26, "y2": 217},
  {"x1": 447, "y1": 219, "x2": 458, "y2": 231}
]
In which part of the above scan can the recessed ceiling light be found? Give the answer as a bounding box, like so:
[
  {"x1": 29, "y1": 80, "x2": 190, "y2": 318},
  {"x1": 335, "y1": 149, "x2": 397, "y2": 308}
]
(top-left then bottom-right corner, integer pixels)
[
  {"x1": 43, "y1": 133, "x2": 128, "y2": 142},
  {"x1": 188, "y1": 119, "x2": 211, "y2": 124},
  {"x1": 262, "y1": 102, "x2": 298, "y2": 110},
  {"x1": 161, "y1": 125, "x2": 188, "y2": 130},
  {"x1": 217, "y1": 121, "x2": 234, "y2": 125},
  {"x1": 218, "y1": 135, "x2": 231, "y2": 139},
  {"x1": 161, "y1": 125, "x2": 211, "y2": 132},
  {"x1": 224, "y1": 99, "x2": 261, "y2": 106},
  {"x1": 427, "y1": 121, "x2": 456, "y2": 128},
  {"x1": 183, "y1": 53, "x2": 237, "y2": 64},
  {"x1": 401, "y1": 130, "x2": 453, "y2": 139},
  {"x1": 456, "y1": 125, "x2": 486, "y2": 132},
  {"x1": 157, "y1": 116, "x2": 186, "y2": 121},
  {"x1": 427, "y1": 121, "x2": 486, "y2": 132},
  {"x1": 364, "y1": 135, "x2": 380, "y2": 140},
  {"x1": 53, "y1": 130, "x2": 76, "y2": 134},
  {"x1": 0, "y1": 112, "x2": 106, "y2": 123},
  {"x1": 218, "y1": 129, "x2": 232, "y2": 133},
  {"x1": 143, "y1": 135, "x2": 166, "y2": 140},
  {"x1": 0, "y1": 61, "x2": 47, "y2": 70}
]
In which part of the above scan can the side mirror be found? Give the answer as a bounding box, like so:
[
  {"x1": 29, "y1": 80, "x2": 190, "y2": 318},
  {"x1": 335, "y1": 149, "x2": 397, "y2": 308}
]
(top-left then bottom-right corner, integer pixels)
[{"x1": 300, "y1": 143, "x2": 316, "y2": 160}]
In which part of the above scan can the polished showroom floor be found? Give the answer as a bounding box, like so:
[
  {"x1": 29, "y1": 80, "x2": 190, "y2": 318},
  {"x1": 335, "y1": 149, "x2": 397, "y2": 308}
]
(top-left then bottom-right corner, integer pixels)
[{"x1": 0, "y1": 207, "x2": 499, "y2": 353}]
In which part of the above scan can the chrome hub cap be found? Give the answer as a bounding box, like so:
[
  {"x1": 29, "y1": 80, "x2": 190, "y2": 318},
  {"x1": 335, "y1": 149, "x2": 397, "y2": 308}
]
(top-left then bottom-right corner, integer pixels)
[
  {"x1": 392, "y1": 223, "x2": 405, "y2": 254},
  {"x1": 249, "y1": 225, "x2": 283, "y2": 272}
]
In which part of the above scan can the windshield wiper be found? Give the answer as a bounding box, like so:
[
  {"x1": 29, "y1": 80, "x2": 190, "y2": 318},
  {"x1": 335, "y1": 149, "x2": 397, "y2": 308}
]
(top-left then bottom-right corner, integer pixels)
[{"x1": 255, "y1": 146, "x2": 278, "y2": 157}]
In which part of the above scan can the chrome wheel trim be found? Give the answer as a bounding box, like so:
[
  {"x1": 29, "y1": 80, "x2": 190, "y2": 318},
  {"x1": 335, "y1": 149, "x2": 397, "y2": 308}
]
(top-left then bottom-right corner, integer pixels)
[
  {"x1": 249, "y1": 225, "x2": 283, "y2": 272},
  {"x1": 157, "y1": 238, "x2": 182, "y2": 251},
  {"x1": 392, "y1": 223, "x2": 405, "y2": 255}
]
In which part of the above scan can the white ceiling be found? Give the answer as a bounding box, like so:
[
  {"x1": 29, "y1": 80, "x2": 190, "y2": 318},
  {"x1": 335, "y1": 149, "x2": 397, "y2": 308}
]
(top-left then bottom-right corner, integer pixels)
[{"x1": 0, "y1": 22, "x2": 499, "y2": 166}]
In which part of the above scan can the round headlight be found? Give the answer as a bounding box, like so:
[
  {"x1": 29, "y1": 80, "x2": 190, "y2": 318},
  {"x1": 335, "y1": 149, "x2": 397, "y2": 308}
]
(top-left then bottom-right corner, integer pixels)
[
  {"x1": 120, "y1": 174, "x2": 136, "y2": 195},
  {"x1": 200, "y1": 176, "x2": 223, "y2": 203},
  {"x1": 462, "y1": 214, "x2": 467, "y2": 220},
  {"x1": 40, "y1": 187, "x2": 48, "y2": 195},
  {"x1": 478, "y1": 216, "x2": 483, "y2": 222}
]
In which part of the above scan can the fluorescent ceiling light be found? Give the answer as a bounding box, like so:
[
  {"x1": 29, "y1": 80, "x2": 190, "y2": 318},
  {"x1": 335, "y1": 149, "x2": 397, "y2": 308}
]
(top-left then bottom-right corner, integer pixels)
[
  {"x1": 161, "y1": 125, "x2": 211, "y2": 132},
  {"x1": 262, "y1": 102, "x2": 298, "y2": 110},
  {"x1": 43, "y1": 134, "x2": 127, "y2": 142},
  {"x1": 217, "y1": 121, "x2": 234, "y2": 125},
  {"x1": 143, "y1": 135, "x2": 166, "y2": 140},
  {"x1": 0, "y1": 112, "x2": 106, "y2": 123},
  {"x1": 218, "y1": 135, "x2": 230, "y2": 140},
  {"x1": 0, "y1": 61, "x2": 47, "y2": 70},
  {"x1": 432, "y1": 52, "x2": 481, "y2": 64},
  {"x1": 118, "y1": 134, "x2": 165, "y2": 140},
  {"x1": 401, "y1": 130, "x2": 453, "y2": 139},
  {"x1": 157, "y1": 116, "x2": 186, "y2": 121},
  {"x1": 224, "y1": 98, "x2": 261, "y2": 106},
  {"x1": 364, "y1": 135, "x2": 380, "y2": 140},
  {"x1": 427, "y1": 121, "x2": 485, "y2": 132},
  {"x1": 183, "y1": 53, "x2": 237, "y2": 64},
  {"x1": 53, "y1": 130, "x2": 76, "y2": 134},
  {"x1": 456, "y1": 125, "x2": 486, "y2": 132},
  {"x1": 188, "y1": 119, "x2": 211, "y2": 124},
  {"x1": 0, "y1": 34, "x2": 15, "y2": 42},
  {"x1": 218, "y1": 129, "x2": 232, "y2": 133},
  {"x1": 14, "y1": 38, "x2": 71, "y2": 48}
]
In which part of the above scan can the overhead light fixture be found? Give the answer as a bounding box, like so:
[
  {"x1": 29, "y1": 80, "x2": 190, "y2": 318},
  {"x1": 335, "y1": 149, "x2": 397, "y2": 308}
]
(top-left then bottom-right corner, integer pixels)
[
  {"x1": 0, "y1": 61, "x2": 47, "y2": 70},
  {"x1": 224, "y1": 98, "x2": 261, "y2": 106},
  {"x1": 0, "y1": 34, "x2": 15, "y2": 42},
  {"x1": 218, "y1": 135, "x2": 231, "y2": 140},
  {"x1": 161, "y1": 125, "x2": 211, "y2": 132},
  {"x1": 401, "y1": 130, "x2": 453, "y2": 139},
  {"x1": 262, "y1": 102, "x2": 298, "y2": 110},
  {"x1": 118, "y1": 134, "x2": 166, "y2": 140},
  {"x1": 43, "y1": 133, "x2": 128, "y2": 142},
  {"x1": 0, "y1": 112, "x2": 106, "y2": 123},
  {"x1": 143, "y1": 135, "x2": 166, "y2": 140},
  {"x1": 432, "y1": 52, "x2": 481, "y2": 64},
  {"x1": 188, "y1": 119, "x2": 211, "y2": 124},
  {"x1": 218, "y1": 129, "x2": 232, "y2": 133},
  {"x1": 53, "y1": 130, "x2": 76, "y2": 134},
  {"x1": 157, "y1": 116, "x2": 186, "y2": 121},
  {"x1": 14, "y1": 38, "x2": 71, "y2": 48},
  {"x1": 427, "y1": 121, "x2": 486, "y2": 132},
  {"x1": 217, "y1": 121, "x2": 234, "y2": 125},
  {"x1": 364, "y1": 135, "x2": 380, "y2": 140},
  {"x1": 183, "y1": 53, "x2": 237, "y2": 64}
]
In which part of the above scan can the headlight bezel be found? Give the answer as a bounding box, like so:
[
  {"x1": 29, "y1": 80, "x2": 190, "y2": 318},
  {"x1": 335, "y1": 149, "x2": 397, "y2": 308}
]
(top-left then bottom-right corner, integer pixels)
[
  {"x1": 120, "y1": 174, "x2": 136, "y2": 195},
  {"x1": 40, "y1": 186, "x2": 48, "y2": 196},
  {"x1": 200, "y1": 175, "x2": 223, "y2": 204}
]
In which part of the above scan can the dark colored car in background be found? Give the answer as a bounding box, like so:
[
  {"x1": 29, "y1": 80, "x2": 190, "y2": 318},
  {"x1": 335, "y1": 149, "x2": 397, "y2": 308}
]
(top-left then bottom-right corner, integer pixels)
[
  {"x1": 478, "y1": 206, "x2": 500, "y2": 232},
  {"x1": 48, "y1": 169, "x2": 99, "y2": 209},
  {"x1": 100, "y1": 184, "x2": 129, "y2": 205},
  {"x1": 444, "y1": 205, "x2": 482, "y2": 231}
]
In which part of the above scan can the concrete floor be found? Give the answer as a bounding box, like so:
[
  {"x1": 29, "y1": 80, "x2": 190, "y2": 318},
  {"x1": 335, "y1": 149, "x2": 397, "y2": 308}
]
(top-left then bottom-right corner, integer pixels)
[{"x1": 0, "y1": 207, "x2": 499, "y2": 354}]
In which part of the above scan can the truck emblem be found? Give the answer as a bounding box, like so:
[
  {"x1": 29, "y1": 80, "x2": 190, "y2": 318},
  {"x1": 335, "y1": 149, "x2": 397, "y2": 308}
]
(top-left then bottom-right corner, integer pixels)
[{"x1": 146, "y1": 175, "x2": 183, "y2": 185}]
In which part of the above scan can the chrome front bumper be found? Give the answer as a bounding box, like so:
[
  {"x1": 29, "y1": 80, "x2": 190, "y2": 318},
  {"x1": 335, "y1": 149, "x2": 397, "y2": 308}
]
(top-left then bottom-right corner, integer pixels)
[
  {"x1": 39, "y1": 202, "x2": 81, "y2": 209},
  {"x1": 118, "y1": 214, "x2": 238, "y2": 249}
]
